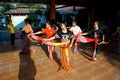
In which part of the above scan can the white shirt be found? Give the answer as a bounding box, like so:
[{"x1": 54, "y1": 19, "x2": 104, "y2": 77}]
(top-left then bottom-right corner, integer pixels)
[{"x1": 69, "y1": 26, "x2": 82, "y2": 35}]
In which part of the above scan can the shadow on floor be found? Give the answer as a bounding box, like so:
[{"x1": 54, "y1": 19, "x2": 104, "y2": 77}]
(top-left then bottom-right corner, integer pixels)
[
  {"x1": 102, "y1": 43, "x2": 120, "y2": 69},
  {"x1": 35, "y1": 42, "x2": 49, "y2": 58},
  {"x1": 18, "y1": 38, "x2": 37, "y2": 80},
  {"x1": 19, "y1": 53, "x2": 36, "y2": 80},
  {"x1": 34, "y1": 42, "x2": 60, "y2": 65},
  {"x1": 76, "y1": 43, "x2": 93, "y2": 61},
  {"x1": 78, "y1": 40, "x2": 120, "y2": 69}
]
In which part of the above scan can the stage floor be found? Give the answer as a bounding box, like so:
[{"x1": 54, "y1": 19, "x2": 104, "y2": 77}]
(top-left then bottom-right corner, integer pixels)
[{"x1": 0, "y1": 39, "x2": 120, "y2": 80}]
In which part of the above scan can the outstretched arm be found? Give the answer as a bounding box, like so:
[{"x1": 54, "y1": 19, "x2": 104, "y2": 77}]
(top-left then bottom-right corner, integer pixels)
[
  {"x1": 45, "y1": 36, "x2": 55, "y2": 41},
  {"x1": 81, "y1": 32, "x2": 88, "y2": 36},
  {"x1": 98, "y1": 35, "x2": 110, "y2": 45},
  {"x1": 70, "y1": 37, "x2": 75, "y2": 47},
  {"x1": 34, "y1": 31, "x2": 42, "y2": 34}
]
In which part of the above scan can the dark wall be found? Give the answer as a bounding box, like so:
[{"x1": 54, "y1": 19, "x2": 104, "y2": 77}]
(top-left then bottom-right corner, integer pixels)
[{"x1": 88, "y1": 7, "x2": 120, "y2": 35}]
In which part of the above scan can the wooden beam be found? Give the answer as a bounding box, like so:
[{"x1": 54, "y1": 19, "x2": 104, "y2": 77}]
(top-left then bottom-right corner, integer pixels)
[{"x1": 50, "y1": 0, "x2": 56, "y2": 21}]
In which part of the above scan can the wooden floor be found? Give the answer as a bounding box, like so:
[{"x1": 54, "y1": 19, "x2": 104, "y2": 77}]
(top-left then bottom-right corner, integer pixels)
[{"x1": 0, "y1": 39, "x2": 120, "y2": 80}]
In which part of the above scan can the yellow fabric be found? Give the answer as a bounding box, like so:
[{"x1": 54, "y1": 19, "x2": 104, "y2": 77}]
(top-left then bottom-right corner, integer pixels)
[
  {"x1": 60, "y1": 46, "x2": 72, "y2": 71},
  {"x1": 7, "y1": 24, "x2": 15, "y2": 34},
  {"x1": 65, "y1": 48, "x2": 69, "y2": 56},
  {"x1": 53, "y1": 42, "x2": 66, "y2": 46}
]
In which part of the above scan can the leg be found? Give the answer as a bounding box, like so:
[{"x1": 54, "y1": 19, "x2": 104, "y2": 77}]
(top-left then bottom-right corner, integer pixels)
[
  {"x1": 11, "y1": 33, "x2": 15, "y2": 50},
  {"x1": 21, "y1": 37, "x2": 30, "y2": 54},
  {"x1": 71, "y1": 37, "x2": 78, "y2": 54},
  {"x1": 73, "y1": 42, "x2": 78, "y2": 54},
  {"x1": 48, "y1": 45, "x2": 53, "y2": 60},
  {"x1": 70, "y1": 37, "x2": 75, "y2": 47},
  {"x1": 92, "y1": 42, "x2": 98, "y2": 61}
]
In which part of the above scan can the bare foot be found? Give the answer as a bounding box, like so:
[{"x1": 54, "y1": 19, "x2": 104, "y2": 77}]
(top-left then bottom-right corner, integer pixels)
[{"x1": 58, "y1": 66, "x2": 64, "y2": 72}]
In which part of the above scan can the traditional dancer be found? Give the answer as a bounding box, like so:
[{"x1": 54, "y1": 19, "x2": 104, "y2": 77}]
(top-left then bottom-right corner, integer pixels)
[
  {"x1": 82, "y1": 21, "x2": 105, "y2": 61},
  {"x1": 20, "y1": 18, "x2": 33, "y2": 54},
  {"x1": 45, "y1": 23, "x2": 73, "y2": 71},
  {"x1": 69, "y1": 20, "x2": 82, "y2": 54},
  {"x1": 34, "y1": 21, "x2": 55, "y2": 60}
]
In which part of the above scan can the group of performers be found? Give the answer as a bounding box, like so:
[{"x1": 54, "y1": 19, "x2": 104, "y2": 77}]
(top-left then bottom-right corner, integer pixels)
[{"x1": 15, "y1": 18, "x2": 117, "y2": 71}]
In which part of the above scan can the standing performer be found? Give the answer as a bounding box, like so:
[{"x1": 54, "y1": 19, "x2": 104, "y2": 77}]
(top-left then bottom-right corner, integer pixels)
[
  {"x1": 45, "y1": 23, "x2": 73, "y2": 71},
  {"x1": 7, "y1": 20, "x2": 15, "y2": 50},
  {"x1": 34, "y1": 22, "x2": 55, "y2": 60},
  {"x1": 69, "y1": 20, "x2": 82, "y2": 54},
  {"x1": 82, "y1": 21, "x2": 105, "y2": 60},
  {"x1": 20, "y1": 18, "x2": 33, "y2": 54}
]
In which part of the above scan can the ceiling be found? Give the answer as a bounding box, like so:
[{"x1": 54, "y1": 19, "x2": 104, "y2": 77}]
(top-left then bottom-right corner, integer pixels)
[{"x1": 1, "y1": 0, "x2": 119, "y2": 7}]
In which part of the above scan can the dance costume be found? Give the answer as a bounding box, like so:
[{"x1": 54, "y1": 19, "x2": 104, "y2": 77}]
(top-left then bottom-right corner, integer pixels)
[
  {"x1": 69, "y1": 26, "x2": 82, "y2": 54},
  {"x1": 39, "y1": 27, "x2": 55, "y2": 59},
  {"x1": 55, "y1": 30, "x2": 73, "y2": 71}
]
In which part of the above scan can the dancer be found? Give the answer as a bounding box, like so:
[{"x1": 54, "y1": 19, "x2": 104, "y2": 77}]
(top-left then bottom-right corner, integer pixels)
[
  {"x1": 82, "y1": 21, "x2": 105, "y2": 60},
  {"x1": 34, "y1": 21, "x2": 55, "y2": 60},
  {"x1": 20, "y1": 18, "x2": 33, "y2": 54},
  {"x1": 7, "y1": 20, "x2": 15, "y2": 50},
  {"x1": 45, "y1": 23, "x2": 73, "y2": 71},
  {"x1": 69, "y1": 20, "x2": 82, "y2": 54}
]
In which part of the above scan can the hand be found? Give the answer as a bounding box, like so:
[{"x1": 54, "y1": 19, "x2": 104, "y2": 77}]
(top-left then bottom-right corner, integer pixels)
[
  {"x1": 33, "y1": 33, "x2": 36, "y2": 34},
  {"x1": 102, "y1": 40, "x2": 105, "y2": 43},
  {"x1": 29, "y1": 33, "x2": 33, "y2": 37},
  {"x1": 98, "y1": 41, "x2": 109, "y2": 45},
  {"x1": 27, "y1": 33, "x2": 32, "y2": 37},
  {"x1": 43, "y1": 38, "x2": 47, "y2": 41},
  {"x1": 70, "y1": 44, "x2": 72, "y2": 47}
]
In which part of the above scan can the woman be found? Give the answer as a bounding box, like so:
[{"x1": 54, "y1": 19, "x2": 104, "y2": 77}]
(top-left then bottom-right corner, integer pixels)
[
  {"x1": 45, "y1": 23, "x2": 73, "y2": 71},
  {"x1": 34, "y1": 21, "x2": 55, "y2": 60},
  {"x1": 20, "y1": 18, "x2": 33, "y2": 54}
]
